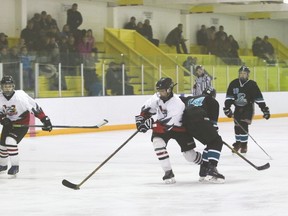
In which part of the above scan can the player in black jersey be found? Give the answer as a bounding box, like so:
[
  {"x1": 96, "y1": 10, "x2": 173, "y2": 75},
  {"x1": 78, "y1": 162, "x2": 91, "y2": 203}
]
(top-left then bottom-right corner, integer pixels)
[
  {"x1": 180, "y1": 87, "x2": 225, "y2": 183},
  {"x1": 223, "y1": 66, "x2": 270, "y2": 153}
]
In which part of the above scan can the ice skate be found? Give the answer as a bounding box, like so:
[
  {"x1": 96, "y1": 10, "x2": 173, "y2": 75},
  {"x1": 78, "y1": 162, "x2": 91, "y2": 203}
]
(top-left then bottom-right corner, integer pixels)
[
  {"x1": 240, "y1": 143, "x2": 248, "y2": 153},
  {"x1": 162, "y1": 170, "x2": 176, "y2": 184},
  {"x1": 232, "y1": 142, "x2": 241, "y2": 153},
  {"x1": 205, "y1": 164, "x2": 225, "y2": 184},
  {"x1": 0, "y1": 165, "x2": 8, "y2": 173},
  {"x1": 8, "y1": 166, "x2": 19, "y2": 175},
  {"x1": 199, "y1": 163, "x2": 208, "y2": 182}
]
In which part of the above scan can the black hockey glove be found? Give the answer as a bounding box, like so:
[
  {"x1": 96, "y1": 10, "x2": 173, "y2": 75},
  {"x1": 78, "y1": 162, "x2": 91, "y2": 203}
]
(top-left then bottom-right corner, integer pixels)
[
  {"x1": 135, "y1": 115, "x2": 154, "y2": 133},
  {"x1": 223, "y1": 107, "x2": 233, "y2": 118},
  {"x1": 1, "y1": 117, "x2": 13, "y2": 130},
  {"x1": 41, "y1": 116, "x2": 52, "y2": 132},
  {"x1": 261, "y1": 106, "x2": 270, "y2": 120}
]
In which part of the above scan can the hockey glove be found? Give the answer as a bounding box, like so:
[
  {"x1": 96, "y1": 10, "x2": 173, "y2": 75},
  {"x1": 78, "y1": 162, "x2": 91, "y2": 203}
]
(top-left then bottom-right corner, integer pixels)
[
  {"x1": 261, "y1": 106, "x2": 270, "y2": 120},
  {"x1": 223, "y1": 107, "x2": 233, "y2": 118},
  {"x1": 41, "y1": 116, "x2": 52, "y2": 132},
  {"x1": 1, "y1": 117, "x2": 13, "y2": 130},
  {"x1": 138, "y1": 118, "x2": 154, "y2": 133}
]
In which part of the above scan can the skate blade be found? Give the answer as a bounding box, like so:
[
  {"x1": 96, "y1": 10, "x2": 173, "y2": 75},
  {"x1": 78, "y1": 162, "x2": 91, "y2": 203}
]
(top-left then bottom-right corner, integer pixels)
[
  {"x1": 204, "y1": 176, "x2": 225, "y2": 184},
  {"x1": 199, "y1": 176, "x2": 206, "y2": 182},
  {"x1": 164, "y1": 177, "x2": 176, "y2": 184}
]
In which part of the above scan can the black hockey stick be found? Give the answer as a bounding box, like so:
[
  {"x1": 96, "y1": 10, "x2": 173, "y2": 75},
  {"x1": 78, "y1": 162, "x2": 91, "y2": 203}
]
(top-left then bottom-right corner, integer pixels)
[
  {"x1": 62, "y1": 130, "x2": 139, "y2": 190},
  {"x1": 13, "y1": 119, "x2": 109, "y2": 129},
  {"x1": 234, "y1": 118, "x2": 273, "y2": 160},
  {"x1": 223, "y1": 141, "x2": 270, "y2": 171}
]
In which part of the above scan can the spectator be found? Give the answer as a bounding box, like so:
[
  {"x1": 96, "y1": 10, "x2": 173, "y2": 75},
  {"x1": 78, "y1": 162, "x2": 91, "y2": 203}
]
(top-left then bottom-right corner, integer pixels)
[
  {"x1": 19, "y1": 46, "x2": 34, "y2": 90},
  {"x1": 83, "y1": 51, "x2": 102, "y2": 96},
  {"x1": 9, "y1": 47, "x2": 20, "y2": 87},
  {"x1": 60, "y1": 24, "x2": 71, "y2": 39},
  {"x1": 86, "y1": 29, "x2": 96, "y2": 51},
  {"x1": 165, "y1": 24, "x2": 188, "y2": 54},
  {"x1": 20, "y1": 21, "x2": 37, "y2": 51},
  {"x1": 215, "y1": 25, "x2": 227, "y2": 41},
  {"x1": 215, "y1": 34, "x2": 231, "y2": 65},
  {"x1": 105, "y1": 62, "x2": 134, "y2": 95},
  {"x1": 46, "y1": 14, "x2": 59, "y2": 32},
  {"x1": 66, "y1": 3, "x2": 83, "y2": 33},
  {"x1": 142, "y1": 19, "x2": 159, "y2": 47},
  {"x1": 196, "y1": 25, "x2": 208, "y2": 53},
  {"x1": 262, "y1": 35, "x2": 276, "y2": 64},
  {"x1": 59, "y1": 35, "x2": 80, "y2": 76},
  {"x1": 182, "y1": 56, "x2": 197, "y2": 76},
  {"x1": 206, "y1": 26, "x2": 217, "y2": 54},
  {"x1": 0, "y1": 33, "x2": 9, "y2": 49},
  {"x1": 136, "y1": 22, "x2": 145, "y2": 36},
  {"x1": 39, "y1": 11, "x2": 48, "y2": 30},
  {"x1": 228, "y1": 35, "x2": 242, "y2": 65},
  {"x1": 124, "y1": 16, "x2": 137, "y2": 30}
]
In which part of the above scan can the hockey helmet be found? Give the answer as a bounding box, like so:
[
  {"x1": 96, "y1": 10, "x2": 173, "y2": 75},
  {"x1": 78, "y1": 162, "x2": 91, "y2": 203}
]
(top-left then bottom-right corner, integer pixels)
[
  {"x1": 1, "y1": 75, "x2": 15, "y2": 96},
  {"x1": 238, "y1": 65, "x2": 250, "y2": 73},
  {"x1": 156, "y1": 77, "x2": 176, "y2": 100},
  {"x1": 238, "y1": 66, "x2": 250, "y2": 82},
  {"x1": 203, "y1": 87, "x2": 216, "y2": 98},
  {"x1": 156, "y1": 77, "x2": 174, "y2": 91}
]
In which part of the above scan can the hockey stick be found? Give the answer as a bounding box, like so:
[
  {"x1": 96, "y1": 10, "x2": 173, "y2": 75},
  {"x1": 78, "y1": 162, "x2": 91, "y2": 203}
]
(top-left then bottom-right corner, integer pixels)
[
  {"x1": 13, "y1": 119, "x2": 109, "y2": 129},
  {"x1": 62, "y1": 130, "x2": 139, "y2": 190},
  {"x1": 223, "y1": 141, "x2": 270, "y2": 171},
  {"x1": 234, "y1": 118, "x2": 273, "y2": 160}
]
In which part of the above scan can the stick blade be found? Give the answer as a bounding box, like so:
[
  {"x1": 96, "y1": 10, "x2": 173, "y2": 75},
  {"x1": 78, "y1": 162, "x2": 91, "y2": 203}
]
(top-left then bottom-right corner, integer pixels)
[
  {"x1": 256, "y1": 162, "x2": 270, "y2": 171},
  {"x1": 62, "y1": 179, "x2": 80, "y2": 190}
]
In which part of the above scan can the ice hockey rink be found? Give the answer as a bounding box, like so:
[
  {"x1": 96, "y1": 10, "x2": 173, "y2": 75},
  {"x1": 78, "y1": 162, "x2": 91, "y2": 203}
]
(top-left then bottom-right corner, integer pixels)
[{"x1": 0, "y1": 117, "x2": 287, "y2": 216}]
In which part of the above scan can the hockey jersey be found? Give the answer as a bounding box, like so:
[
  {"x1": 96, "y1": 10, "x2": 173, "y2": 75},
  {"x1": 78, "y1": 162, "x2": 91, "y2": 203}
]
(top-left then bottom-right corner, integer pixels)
[
  {"x1": 224, "y1": 78, "x2": 267, "y2": 110},
  {"x1": 0, "y1": 90, "x2": 46, "y2": 124},
  {"x1": 139, "y1": 93, "x2": 185, "y2": 129}
]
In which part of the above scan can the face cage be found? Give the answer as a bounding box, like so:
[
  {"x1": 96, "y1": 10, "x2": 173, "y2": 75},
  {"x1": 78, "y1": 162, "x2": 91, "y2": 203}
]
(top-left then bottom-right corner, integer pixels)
[{"x1": 1, "y1": 84, "x2": 15, "y2": 96}]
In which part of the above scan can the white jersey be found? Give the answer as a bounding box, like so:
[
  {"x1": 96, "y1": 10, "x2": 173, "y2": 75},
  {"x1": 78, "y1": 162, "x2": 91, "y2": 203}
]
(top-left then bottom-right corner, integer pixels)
[
  {"x1": 140, "y1": 93, "x2": 185, "y2": 128},
  {"x1": 0, "y1": 90, "x2": 46, "y2": 124}
]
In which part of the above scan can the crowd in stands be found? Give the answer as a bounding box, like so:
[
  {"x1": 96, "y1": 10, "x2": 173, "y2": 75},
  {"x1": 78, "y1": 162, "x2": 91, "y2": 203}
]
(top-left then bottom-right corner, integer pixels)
[
  {"x1": 0, "y1": 4, "x2": 280, "y2": 96},
  {"x1": 252, "y1": 35, "x2": 276, "y2": 64},
  {"x1": 124, "y1": 16, "x2": 159, "y2": 47},
  {"x1": 196, "y1": 25, "x2": 242, "y2": 65}
]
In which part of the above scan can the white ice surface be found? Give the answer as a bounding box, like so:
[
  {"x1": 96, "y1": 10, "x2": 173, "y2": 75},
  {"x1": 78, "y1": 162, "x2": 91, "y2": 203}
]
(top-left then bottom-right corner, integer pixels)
[{"x1": 0, "y1": 118, "x2": 287, "y2": 216}]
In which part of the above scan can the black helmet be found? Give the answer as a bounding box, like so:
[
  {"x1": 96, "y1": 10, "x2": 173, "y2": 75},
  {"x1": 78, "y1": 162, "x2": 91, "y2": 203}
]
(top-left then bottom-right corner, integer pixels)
[
  {"x1": 1, "y1": 75, "x2": 15, "y2": 96},
  {"x1": 203, "y1": 87, "x2": 216, "y2": 98},
  {"x1": 238, "y1": 65, "x2": 250, "y2": 73},
  {"x1": 156, "y1": 77, "x2": 174, "y2": 91},
  {"x1": 1, "y1": 75, "x2": 14, "y2": 85}
]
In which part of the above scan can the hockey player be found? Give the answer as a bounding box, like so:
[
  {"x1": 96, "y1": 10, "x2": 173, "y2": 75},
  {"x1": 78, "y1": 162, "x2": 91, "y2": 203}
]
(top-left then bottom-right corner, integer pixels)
[
  {"x1": 0, "y1": 75, "x2": 52, "y2": 175},
  {"x1": 223, "y1": 66, "x2": 270, "y2": 153},
  {"x1": 192, "y1": 65, "x2": 213, "y2": 96},
  {"x1": 135, "y1": 77, "x2": 202, "y2": 184},
  {"x1": 180, "y1": 87, "x2": 225, "y2": 183}
]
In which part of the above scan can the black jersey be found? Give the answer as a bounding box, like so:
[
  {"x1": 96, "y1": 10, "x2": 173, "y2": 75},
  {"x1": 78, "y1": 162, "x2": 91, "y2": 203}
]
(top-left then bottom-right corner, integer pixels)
[
  {"x1": 224, "y1": 78, "x2": 267, "y2": 110},
  {"x1": 180, "y1": 95, "x2": 219, "y2": 125}
]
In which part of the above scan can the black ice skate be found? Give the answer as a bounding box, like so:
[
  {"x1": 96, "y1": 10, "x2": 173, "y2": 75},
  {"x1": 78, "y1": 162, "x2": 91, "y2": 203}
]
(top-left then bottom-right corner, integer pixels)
[
  {"x1": 232, "y1": 142, "x2": 241, "y2": 153},
  {"x1": 8, "y1": 166, "x2": 19, "y2": 175},
  {"x1": 0, "y1": 165, "x2": 8, "y2": 173},
  {"x1": 205, "y1": 164, "x2": 225, "y2": 184},
  {"x1": 162, "y1": 170, "x2": 176, "y2": 184},
  {"x1": 240, "y1": 143, "x2": 248, "y2": 153},
  {"x1": 199, "y1": 162, "x2": 208, "y2": 182}
]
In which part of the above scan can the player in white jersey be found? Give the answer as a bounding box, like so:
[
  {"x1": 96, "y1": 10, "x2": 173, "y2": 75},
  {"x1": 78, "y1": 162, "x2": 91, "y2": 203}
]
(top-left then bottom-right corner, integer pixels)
[
  {"x1": 0, "y1": 75, "x2": 52, "y2": 175},
  {"x1": 135, "y1": 77, "x2": 202, "y2": 184}
]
